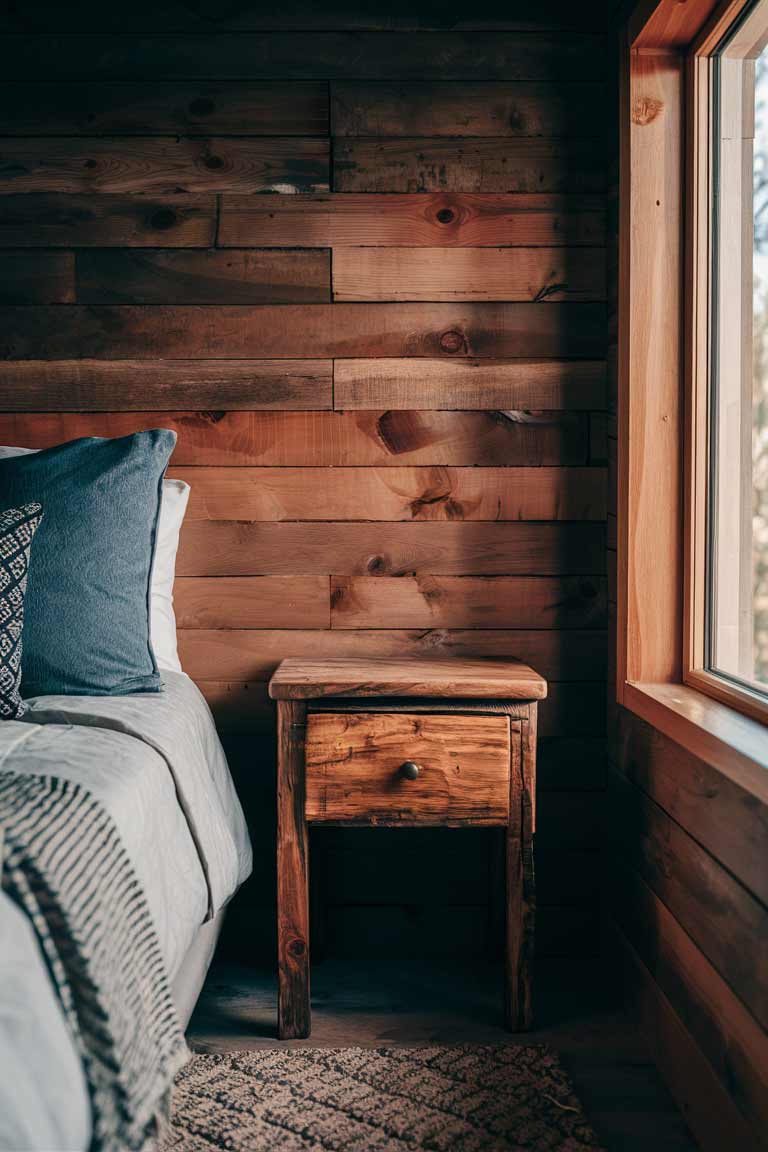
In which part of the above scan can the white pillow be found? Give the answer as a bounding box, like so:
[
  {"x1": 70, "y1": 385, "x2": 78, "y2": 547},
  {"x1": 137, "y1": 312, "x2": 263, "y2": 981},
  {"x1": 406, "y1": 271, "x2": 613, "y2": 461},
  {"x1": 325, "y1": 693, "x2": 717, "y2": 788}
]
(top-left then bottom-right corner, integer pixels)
[{"x1": 0, "y1": 446, "x2": 189, "y2": 675}]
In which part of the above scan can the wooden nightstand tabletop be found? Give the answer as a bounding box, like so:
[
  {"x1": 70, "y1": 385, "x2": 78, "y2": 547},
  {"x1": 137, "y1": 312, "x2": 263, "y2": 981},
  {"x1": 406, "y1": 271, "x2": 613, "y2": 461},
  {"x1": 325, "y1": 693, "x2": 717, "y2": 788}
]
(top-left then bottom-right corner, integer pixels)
[{"x1": 268, "y1": 656, "x2": 548, "y2": 701}]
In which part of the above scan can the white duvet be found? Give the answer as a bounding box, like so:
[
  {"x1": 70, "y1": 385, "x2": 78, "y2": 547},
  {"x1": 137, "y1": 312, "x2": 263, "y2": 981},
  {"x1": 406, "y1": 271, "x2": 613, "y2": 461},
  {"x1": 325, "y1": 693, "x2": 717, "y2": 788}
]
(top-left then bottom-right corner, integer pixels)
[{"x1": 0, "y1": 672, "x2": 252, "y2": 1152}]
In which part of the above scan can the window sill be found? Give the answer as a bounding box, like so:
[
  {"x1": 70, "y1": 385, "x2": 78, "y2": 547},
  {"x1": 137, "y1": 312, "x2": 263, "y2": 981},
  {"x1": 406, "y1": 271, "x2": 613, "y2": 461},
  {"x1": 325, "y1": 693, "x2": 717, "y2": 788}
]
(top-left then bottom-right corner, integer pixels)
[{"x1": 622, "y1": 681, "x2": 768, "y2": 805}]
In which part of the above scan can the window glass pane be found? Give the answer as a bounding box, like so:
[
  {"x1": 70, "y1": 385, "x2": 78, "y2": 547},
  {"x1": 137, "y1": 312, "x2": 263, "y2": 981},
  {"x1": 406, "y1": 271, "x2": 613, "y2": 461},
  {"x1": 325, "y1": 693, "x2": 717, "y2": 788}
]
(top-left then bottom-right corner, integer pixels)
[{"x1": 710, "y1": 5, "x2": 768, "y2": 698}]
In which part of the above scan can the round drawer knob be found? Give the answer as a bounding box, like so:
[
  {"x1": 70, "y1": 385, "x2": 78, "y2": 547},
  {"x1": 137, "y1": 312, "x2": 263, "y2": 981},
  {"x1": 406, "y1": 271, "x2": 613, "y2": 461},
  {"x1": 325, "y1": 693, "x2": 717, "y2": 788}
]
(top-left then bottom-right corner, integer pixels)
[{"x1": 399, "y1": 760, "x2": 421, "y2": 781}]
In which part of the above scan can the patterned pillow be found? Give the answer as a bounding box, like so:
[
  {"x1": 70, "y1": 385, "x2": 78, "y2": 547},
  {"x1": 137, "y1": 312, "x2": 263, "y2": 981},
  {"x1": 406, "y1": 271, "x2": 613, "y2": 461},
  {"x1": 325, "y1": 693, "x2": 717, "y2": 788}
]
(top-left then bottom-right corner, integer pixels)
[{"x1": 0, "y1": 503, "x2": 43, "y2": 720}]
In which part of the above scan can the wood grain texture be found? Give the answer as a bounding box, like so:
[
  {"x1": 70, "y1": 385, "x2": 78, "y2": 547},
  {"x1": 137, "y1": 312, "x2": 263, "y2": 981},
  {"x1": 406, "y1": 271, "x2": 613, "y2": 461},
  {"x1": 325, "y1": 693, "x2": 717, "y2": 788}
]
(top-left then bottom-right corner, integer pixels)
[
  {"x1": 334, "y1": 139, "x2": 605, "y2": 193},
  {"x1": 0, "y1": 251, "x2": 74, "y2": 304},
  {"x1": 177, "y1": 628, "x2": 606, "y2": 684},
  {"x1": 331, "y1": 82, "x2": 606, "y2": 137},
  {"x1": 271, "y1": 656, "x2": 546, "y2": 700},
  {"x1": 0, "y1": 2, "x2": 616, "y2": 33},
  {"x1": 172, "y1": 466, "x2": 607, "y2": 522},
  {"x1": 197, "y1": 681, "x2": 599, "y2": 742},
  {"x1": 619, "y1": 929, "x2": 758, "y2": 1152},
  {"x1": 304, "y1": 711, "x2": 511, "y2": 824},
  {"x1": 611, "y1": 772, "x2": 768, "y2": 1032},
  {"x1": 175, "y1": 577, "x2": 331, "y2": 629},
  {"x1": 613, "y1": 864, "x2": 768, "y2": 1140},
  {"x1": 76, "y1": 249, "x2": 330, "y2": 304},
  {"x1": 219, "y1": 193, "x2": 606, "y2": 248},
  {"x1": 0, "y1": 303, "x2": 606, "y2": 359},
  {"x1": 618, "y1": 52, "x2": 683, "y2": 687},
  {"x1": 333, "y1": 358, "x2": 606, "y2": 410},
  {"x1": 618, "y1": 709, "x2": 768, "y2": 908},
  {"x1": 5, "y1": 14, "x2": 609, "y2": 980},
  {"x1": 329, "y1": 575, "x2": 606, "y2": 630},
  {"x1": 0, "y1": 81, "x2": 329, "y2": 135},
  {"x1": 0, "y1": 33, "x2": 608, "y2": 81},
  {"x1": 0, "y1": 137, "x2": 329, "y2": 194},
  {"x1": 175, "y1": 522, "x2": 606, "y2": 577},
  {"x1": 332, "y1": 247, "x2": 606, "y2": 302},
  {"x1": 0, "y1": 193, "x2": 216, "y2": 247},
  {"x1": 276, "y1": 698, "x2": 310, "y2": 1039},
  {"x1": 314, "y1": 831, "x2": 592, "y2": 907},
  {"x1": 507, "y1": 712, "x2": 535, "y2": 1028},
  {"x1": 0, "y1": 411, "x2": 590, "y2": 467},
  {"x1": 0, "y1": 361, "x2": 332, "y2": 411}
]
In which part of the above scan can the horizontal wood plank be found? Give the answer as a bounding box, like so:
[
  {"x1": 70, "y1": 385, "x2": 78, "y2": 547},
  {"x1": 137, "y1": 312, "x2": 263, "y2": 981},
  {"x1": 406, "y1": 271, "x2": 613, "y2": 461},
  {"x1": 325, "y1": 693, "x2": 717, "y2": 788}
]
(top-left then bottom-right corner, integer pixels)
[
  {"x1": 170, "y1": 466, "x2": 607, "y2": 521},
  {"x1": 0, "y1": 4, "x2": 615, "y2": 32},
  {"x1": 175, "y1": 577, "x2": 330, "y2": 629},
  {"x1": 613, "y1": 865, "x2": 768, "y2": 1140},
  {"x1": 618, "y1": 709, "x2": 768, "y2": 908},
  {"x1": 175, "y1": 521, "x2": 605, "y2": 576},
  {"x1": 334, "y1": 139, "x2": 605, "y2": 193},
  {"x1": 611, "y1": 772, "x2": 768, "y2": 1032},
  {"x1": 0, "y1": 81, "x2": 328, "y2": 135},
  {"x1": 0, "y1": 251, "x2": 74, "y2": 304},
  {"x1": 196, "y1": 679, "x2": 603, "y2": 744},
  {"x1": 219, "y1": 193, "x2": 606, "y2": 248},
  {"x1": 0, "y1": 193, "x2": 216, "y2": 247},
  {"x1": 332, "y1": 247, "x2": 606, "y2": 302},
  {"x1": 333, "y1": 358, "x2": 606, "y2": 410},
  {"x1": 329, "y1": 576, "x2": 607, "y2": 629},
  {"x1": 332, "y1": 82, "x2": 606, "y2": 137},
  {"x1": 283, "y1": 657, "x2": 545, "y2": 703},
  {"x1": 618, "y1": 929, "x2": 759, "y2": 1152},
  {"x1": 229, "y1": 731, "x2": 606, "y2": 793},
  {"x1": 0, "y1": 33, "x2": 608, "y2": 82},
  {"x1": 324, "y1": 903, "x2": 601, "y2": 960},
  {"x1": 0, "y1": 137, "x2": 329, "y2": 194},
  {"x1": 0, "y1": 303, "x2": 606, "y2": 358},
  {"x1": 177, "y1": 627, "x2": 607, "y2": 683},
  {"x1": 304, "y1": 711, "x2": 512, "y2": 825},
  {"x1": 0, "y1": 362, "x2": 332, "y2": 411},
  {"x1": 76, "y1": 249, "x2": 331, "y2": 304},
  {"x1": 320, "y1": 834, "x2": 599, "y2": 907},
  {"x1": 538, "y1": 738, "x2": 607, "y2": 790},
  {"x1": 0, "y1": 410, "x2": 589, "y2": 466}
]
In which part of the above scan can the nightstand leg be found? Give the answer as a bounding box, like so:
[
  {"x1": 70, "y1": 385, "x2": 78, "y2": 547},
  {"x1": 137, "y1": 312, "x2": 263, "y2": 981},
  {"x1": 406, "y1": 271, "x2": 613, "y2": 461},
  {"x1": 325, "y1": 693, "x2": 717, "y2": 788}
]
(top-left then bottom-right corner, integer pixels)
[
  {"x1": 505, "y1": 718, "x2": 535, "y2": 1030},
  {"x1": 277, "y1": 699, "x2": 311, "y2": 1039}
]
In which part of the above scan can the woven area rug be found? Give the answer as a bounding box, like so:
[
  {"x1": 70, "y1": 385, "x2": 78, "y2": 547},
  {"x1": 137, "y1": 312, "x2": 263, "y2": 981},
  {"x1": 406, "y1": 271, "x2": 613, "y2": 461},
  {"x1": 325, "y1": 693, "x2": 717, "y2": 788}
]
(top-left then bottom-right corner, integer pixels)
[{"x1": 160, "y1": 1045, "x2": 603, "y2": 1151}]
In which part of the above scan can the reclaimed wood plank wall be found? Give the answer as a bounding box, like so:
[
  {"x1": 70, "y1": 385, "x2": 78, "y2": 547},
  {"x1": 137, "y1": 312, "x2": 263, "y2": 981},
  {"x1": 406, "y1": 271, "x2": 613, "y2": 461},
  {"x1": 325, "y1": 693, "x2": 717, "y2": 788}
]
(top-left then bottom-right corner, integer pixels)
[{"x1": 0, "y1": 0, "x2": 610, "y2": 964}]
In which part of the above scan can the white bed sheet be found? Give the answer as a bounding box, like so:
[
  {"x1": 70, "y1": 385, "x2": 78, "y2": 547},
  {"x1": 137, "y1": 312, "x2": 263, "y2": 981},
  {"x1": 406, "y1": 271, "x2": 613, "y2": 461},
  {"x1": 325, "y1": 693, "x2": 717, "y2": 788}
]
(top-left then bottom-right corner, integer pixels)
[{"x1": 0, "y1": 672, "x2": 252, "y2": 1151}]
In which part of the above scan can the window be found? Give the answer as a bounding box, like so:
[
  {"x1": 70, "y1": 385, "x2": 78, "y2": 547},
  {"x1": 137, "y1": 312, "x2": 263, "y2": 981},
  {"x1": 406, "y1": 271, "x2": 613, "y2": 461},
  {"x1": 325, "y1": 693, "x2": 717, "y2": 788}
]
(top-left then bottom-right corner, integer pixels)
[{"x1": 687, "y1": 0, "x2": 768, "y2": 722}]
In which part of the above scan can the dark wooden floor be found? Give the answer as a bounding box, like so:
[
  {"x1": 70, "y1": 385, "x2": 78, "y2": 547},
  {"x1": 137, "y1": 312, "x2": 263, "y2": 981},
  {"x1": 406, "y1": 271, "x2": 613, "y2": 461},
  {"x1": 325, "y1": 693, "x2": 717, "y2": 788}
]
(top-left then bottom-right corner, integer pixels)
[{"x1": 188, "y1": 958, "x2": 698, "y2": 1152}]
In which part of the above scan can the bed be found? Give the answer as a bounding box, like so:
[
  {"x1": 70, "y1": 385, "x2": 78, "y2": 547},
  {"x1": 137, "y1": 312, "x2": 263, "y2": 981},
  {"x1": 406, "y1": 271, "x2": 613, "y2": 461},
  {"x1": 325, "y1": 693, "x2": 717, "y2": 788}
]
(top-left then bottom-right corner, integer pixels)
[{"x1": 0, "y1": 670, "x2": 252, "y2": 1152}]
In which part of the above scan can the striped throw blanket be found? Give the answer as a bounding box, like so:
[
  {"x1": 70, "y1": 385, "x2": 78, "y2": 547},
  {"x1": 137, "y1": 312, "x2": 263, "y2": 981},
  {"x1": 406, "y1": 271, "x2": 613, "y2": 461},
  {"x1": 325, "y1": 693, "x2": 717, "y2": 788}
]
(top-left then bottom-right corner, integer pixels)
[{"x1": 0, "y1": 770, "x2": 188, "y2": 1152}]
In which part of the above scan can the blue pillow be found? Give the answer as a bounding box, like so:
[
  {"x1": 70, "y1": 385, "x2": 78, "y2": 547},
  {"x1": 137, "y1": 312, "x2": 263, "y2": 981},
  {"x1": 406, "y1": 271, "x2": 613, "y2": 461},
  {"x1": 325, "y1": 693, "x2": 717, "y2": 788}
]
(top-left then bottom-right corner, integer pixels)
[{"x1": 0, "y1": 431, "x2": 176, "y2": 697}]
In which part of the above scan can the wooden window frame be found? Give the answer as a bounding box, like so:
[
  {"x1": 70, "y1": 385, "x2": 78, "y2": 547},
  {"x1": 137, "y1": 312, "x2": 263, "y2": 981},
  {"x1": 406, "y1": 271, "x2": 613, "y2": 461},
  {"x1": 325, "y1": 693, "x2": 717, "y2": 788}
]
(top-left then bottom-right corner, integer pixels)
[
  {"x1": 619, "y1": 0, "x2": 768, "y2": 784},
  {"x1": 685, "y1": 0, "x2": 768, "y2": 724}
]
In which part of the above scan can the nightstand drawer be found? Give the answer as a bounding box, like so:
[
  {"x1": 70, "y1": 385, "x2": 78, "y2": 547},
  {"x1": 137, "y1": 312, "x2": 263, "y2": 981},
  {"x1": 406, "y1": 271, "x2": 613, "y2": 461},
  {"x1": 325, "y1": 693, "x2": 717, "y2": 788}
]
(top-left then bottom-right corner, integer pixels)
[{"x1": 305, "y1": 711, "x2": 511, "y2": 825}]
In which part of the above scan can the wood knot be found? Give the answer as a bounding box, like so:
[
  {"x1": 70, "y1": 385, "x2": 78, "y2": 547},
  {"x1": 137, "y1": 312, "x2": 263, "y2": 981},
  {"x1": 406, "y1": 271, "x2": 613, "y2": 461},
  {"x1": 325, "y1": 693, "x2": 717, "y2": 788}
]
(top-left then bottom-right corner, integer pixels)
[
  {"x1": 288, "y1": 939, "x2": 306, "y2": 958},
  {"x1": 439, "y1": 329, "x2": 467, "y2": 354},
  {"x1": 632, "y1": 95, "x2": 663, "y2": 125},
  {"x1": 436, "y1": 207, "x2": 455, "y2": 224},
  {"x1": 149, "y1": 208, "x2": 177, "y2": 231},
  {"x1": 203, "y1": 153, "x2": 224, "y2": 170},
  {"x1": 366, "y1": 555, "x2": 387, "y2": 574},
  {"x1": 533, "y1": 282, "x2": 568, "y2": 302}
]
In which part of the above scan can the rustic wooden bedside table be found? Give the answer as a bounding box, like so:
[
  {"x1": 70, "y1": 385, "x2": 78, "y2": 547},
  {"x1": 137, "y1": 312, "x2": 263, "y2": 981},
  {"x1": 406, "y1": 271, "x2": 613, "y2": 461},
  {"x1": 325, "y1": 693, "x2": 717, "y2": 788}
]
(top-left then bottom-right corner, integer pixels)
[{"x1": 268, "y1": 656, "x2": 547, "y2": 1040}]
